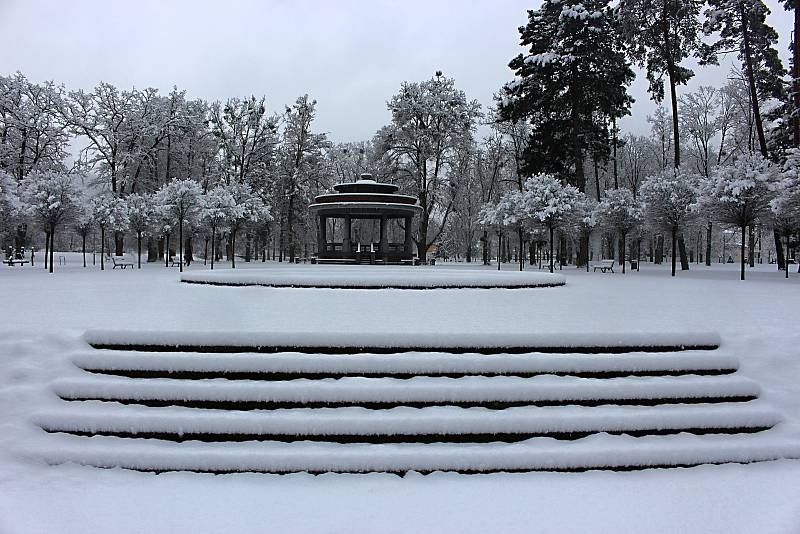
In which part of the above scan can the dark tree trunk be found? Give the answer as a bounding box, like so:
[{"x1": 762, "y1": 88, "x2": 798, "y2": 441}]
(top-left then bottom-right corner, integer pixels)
[
  {"x1": 497, "y1": 231, "x2": 502, "y2": 271},
  {"x1": 137, "y1": 232, "x2": 142, "y2": 269},
  {"x1": 748, "y1": 226, "x2": 756, "y2": 267},
  {"x1": 678, "y1": 234, "x2": 689, "y2": 270},
  {"x1": 49, "y1": 225, "x2": 54, "y2": 273},
  {"x1": 655, "y1": 235, "x2": 664, "y2": 264},
  {"x1": 287, "y1": 194, "x2": 295, "y2": 263},
  {"x1": 114, "y1": 231, "x2": 124, "y2": 256},
  {"x1": 211, "y1": 227, "x2": 216, "y2": 270},
  {"x1": 671, "y1": 227, "x2": 677, "y2": 277},
  {"x1": 165, "y1": 234, "x2": 170, "y2": 267},
  {"x1": 518, "y1": 226, "x2": 524, "y2": 271},
  {"x1": 231, "y1": 230, "x2": 237, "y2": 268},
  {"x1": 706, "y1": 222, "x2": 713, "y2": 267},
  {"x1": 740, "y1": 225, "x2": 746, "y2": 280},
  {"x1": 178, "y1": 219, "x2": 183, "y2": 273},
  {"x1": 185, "y1": 236, "x2": 193, "y2": 267},
  {"x1": 774, "y1": 230, "x2": 785, "y2": 270},
  {"x1": 740, "y1": 5, "x2": 769, "y2": 158},
  {"x1": 100, "y1": 227, "x2": 105, "y2": 270},
  {"x1": 82, "y1": 233, "x2": 86, "y2": 268},
  {"x1": 44, "y1": 231, "x2": 50, "y2": 270},
  {"x1": 621, "y1": 231, "x2": 626, "y2": 274},
  {"x1": 549, "y1": 223, "x2": 555, "y2": 274}
]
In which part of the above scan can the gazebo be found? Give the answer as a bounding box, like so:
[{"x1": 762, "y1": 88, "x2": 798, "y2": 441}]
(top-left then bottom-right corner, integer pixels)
[{"x1": 309, "y1": 174, "x2": 422, "y2": 264}]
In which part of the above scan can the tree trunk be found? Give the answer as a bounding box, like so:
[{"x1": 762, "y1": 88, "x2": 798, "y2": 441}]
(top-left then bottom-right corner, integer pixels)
[
  {"x1": 786, "y1": 233, "x2": 790, "y2": 279},
  {"x1": 100, "y1": 227, "x2": 105, "y2": 271},
  {"x1": 774, "y1": 230, "x2": 785, "y2": 270},
  {"x1": 287, "y1": 193, "x2": 295, "y2": 263},
  {"x1": 137, "y1": 232, "x2": 142, "y2": 269},
  {"x1": 621, "y1": 231, "x2": 627, "y2": 274},
  {"x1": 748, "y1": 226, "x2": 756, "y2": 267},
  {"x1": 114, "y1": 231, "x2": 124, "y2": 256},
  {"x1": 165, "y1": 234, "x2": 170, "y2": 267},
  {"x1": 671, "y1": 227, "x2": 677, "y2": 277},
  {"x1": 740, "y1": 5, "x2": 769, "y2": 158},
  {"x1": 82, "y1": 233, "x2": 86, "y2": 268},
  {"x1": 655, "y1": 235, "x2": 664, "y2": 264},
  {"x1": 185, "y1": 236, "x2": 193, "y2": 267},
  {"x1": 497, "y1": 231, "x2": 502, "y2": 271},
  {"x1": 740, "y1": 225, "x2": 746, "y2": 280},
  {"x1": 178, "y1": 218, "x2": 184, "y2": 273},
  {"x1": 667, "y1": 65, "x2": 681, "y2": 168},
  {"x1": 231, "y1": 230, "x2": 237, "y2": 268},
  {"x1": 518, "y1": 226, "x2": 524, "y2": 271},
  {"x1": 49, "y1": 225, "x2": 54, "y2": 273},
  {"x1": 211, "y1": 227, "x2": 216, "y2": 270},
  {"x1": 706, "y1": 222, "x2": 713, "y2": 267},
  {"x1": 44, "y1": 230, "x2": 49, "y2": 270},
  {"x1": 549, "y1": 223, "x2": 555, "y2": 274},
  {"x1": 678, "y1": 234, "x2": 689, "y2": 270}
]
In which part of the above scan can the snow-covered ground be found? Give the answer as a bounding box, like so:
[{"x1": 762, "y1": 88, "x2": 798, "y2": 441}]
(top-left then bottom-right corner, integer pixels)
[{"x1": 1, "y1": 257, "x2": 800, "y2": 533}]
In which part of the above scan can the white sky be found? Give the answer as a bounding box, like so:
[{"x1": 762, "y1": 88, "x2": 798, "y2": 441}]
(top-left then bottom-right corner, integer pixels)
[{"x1": 0, "y1": 0, "x2": 794, "y2": 142}]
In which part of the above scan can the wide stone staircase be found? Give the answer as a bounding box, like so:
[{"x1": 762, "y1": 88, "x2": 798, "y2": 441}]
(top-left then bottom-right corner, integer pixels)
[{"x1": 29, "y1": 330, "x2": 799, "y2": 474}]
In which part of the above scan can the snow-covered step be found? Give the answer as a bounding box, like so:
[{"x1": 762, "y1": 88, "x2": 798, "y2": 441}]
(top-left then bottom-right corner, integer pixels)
[
  {"x1": 34, "y1": 402, "x2": 780, "y2": 443},
  {"x1": 83, "y1": 330, "x2": 721, "y2": 354},
  {"x1": 73, "y1": 349, "x2": 739, "y2": 380},
  {"x1": 51, "y1": 374, "x2": 760, "y2": 410},
  {"x1": 30, "y1": 431, "x2": 800, "y2": 474}
]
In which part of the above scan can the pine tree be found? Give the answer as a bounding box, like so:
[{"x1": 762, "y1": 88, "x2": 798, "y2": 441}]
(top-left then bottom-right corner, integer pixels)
[
  {"x1": 502, "y1": 0, "x2": 634, "y2": 191},
  {"x1": 701, "y1": 0, "x2": 785, "y2": 158},
  {"x1": 619, "y1": 0, "x2": 704, "y2": 169}
]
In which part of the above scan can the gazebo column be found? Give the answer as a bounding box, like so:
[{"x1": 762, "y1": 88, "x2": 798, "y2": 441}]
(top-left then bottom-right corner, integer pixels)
[
  {"x1": 404, "y1": 215, "x2": 413, "y2": 256},
  {"x1": 379, "y1": 215, "x2": 388, "y2": 260},
  {"x1": 317, "y1": 214, "x2": 327, "y2": 256},
  {"x1": 343, "y1": 215, "x2": 352, "y2": 256}
]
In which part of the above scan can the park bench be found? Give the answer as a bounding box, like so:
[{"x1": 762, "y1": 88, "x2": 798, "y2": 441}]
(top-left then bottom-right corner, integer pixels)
[
  {"x1": 591, "y1": 259, "x2": 615, "y2": 273},
  {"x1": 3, "y1": 258, "x2": 29, "y2": 267},
  {"x1": 111, "y1": 256, "x2": 134, "y2": 269}
]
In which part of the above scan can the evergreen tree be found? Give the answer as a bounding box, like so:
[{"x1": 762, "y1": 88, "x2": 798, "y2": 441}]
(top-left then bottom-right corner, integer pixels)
[
  {"x1": 501, "y1": 0, "x2": 634, "y2": 190},
  {"x1": 701, "y1": 0, "x2": 786, "y2": 158},
  {"x1": 619, "y1": 0, "x2": 704, "y2": 169}
]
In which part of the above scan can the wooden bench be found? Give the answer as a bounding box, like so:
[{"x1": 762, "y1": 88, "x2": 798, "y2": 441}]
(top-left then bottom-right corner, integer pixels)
[
  {"x1": 168, "y1": 258, "x2": 184, "y2": 267},
  {"x1": 3, "y1": 259, "x2": 29, "y2": 267},
  {"x1": 591, "y1": 259, "x2": 615, "y2": 273},
  {"x1": 111, "y1": 256, "x2": 134, "y2": 269}
]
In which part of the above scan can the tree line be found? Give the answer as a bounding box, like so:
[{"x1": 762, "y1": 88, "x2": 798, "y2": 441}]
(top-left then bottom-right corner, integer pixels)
[{"x1": 1, "y1": 0, "x2": 799, "y2": 276}]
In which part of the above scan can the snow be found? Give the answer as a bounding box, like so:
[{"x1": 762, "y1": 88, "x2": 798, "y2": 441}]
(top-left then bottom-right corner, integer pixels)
[
  {"x1": 34, "y1": 401, "x2": 781, "y2": 438},
  {"x1": 83, "y1": 329, "x2": 720, "y2": 351},
  {"x1": 179, "y1": 266, "x2": 566, "y2": 289},
  {"x1": 1, "y1": 260, "x2": 800, "y2": 532},
  {"x1": 30, "y1": 432, "x2": 800, "y2": 474},
  {"x1": 50, "y1": 374, "x2": 761, "y2": 405},
  {"x1": 72, "y1": 348, "x2": 739, "y2": 375}
]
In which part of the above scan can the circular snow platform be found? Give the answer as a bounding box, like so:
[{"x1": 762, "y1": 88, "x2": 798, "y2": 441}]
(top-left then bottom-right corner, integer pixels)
[{"x1": 180, "y1": 266, "x2": 566, "y2": 290}]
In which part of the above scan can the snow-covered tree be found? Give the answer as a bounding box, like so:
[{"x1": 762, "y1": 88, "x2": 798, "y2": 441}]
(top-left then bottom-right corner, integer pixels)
[
  {"x1": 772, "y1": 148, "x2": 800, "y2": 276},
  {"x1": 501, "y1": 0, "x2": 634, "y2": 190},
  {"x1": 154, "y1": 178, "x2": 203, "y2": 272},
  {"x1": 18, "y1": 171, "x2": 77, "y2": 273},
  {"x1": 126, "y1": 193, "x2": 154, "y2": 269},
  {"x1": 619, "y1": 0, "x2": 704, "y2": 169},
  {"x1": 90, "y1": 194, "x2": 128, "y2": 270},
  {"x1": 699, "y1": 154, "x2": 777, "y2": 279},
  {"x1": 72, "y1": 195, "x2": 93, "y2": 268},
  {"x1": 515, "y1": 174, "x2": 582, "y2": 273},
  {"x1": 227, "y1": 182, "x2": 272, "y2": 268},
  {"x1": 377, "y1": 73, "x2": 482, "y2": 263},
  {"x1": 641, "y1": 170, "x2": 699, "y2": 276},
  {"x1": 597, "y1": 187, "x2": 643, "y2": 273},
  {"x1": 201, "y1": 185, "x2": 236, "y2": 270},
  {"x1": 701, "y1": 0, "x2": 785, "y2": 159},
  {"x1": 479, "y1": 191, "x2": 521, "y2": 270},
  {"x1": 278, "y1": 95, "x2": 329, "y2": 263}
]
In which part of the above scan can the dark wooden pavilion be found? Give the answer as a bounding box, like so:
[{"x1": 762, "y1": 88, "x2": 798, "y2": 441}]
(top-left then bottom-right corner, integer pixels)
[{"x1": 310, "y1": 174, "x2": 422, "y2": 264}]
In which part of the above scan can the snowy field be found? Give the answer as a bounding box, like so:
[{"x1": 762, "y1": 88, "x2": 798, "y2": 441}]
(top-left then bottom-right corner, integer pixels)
[{"x1": 1, "y1": 257, "x2": 800, "y2": 533}]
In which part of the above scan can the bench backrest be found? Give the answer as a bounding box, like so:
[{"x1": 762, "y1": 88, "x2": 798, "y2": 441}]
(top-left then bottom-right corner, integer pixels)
[{"x1": 601, "y1": 259, "x2": 614, "y2": 265}]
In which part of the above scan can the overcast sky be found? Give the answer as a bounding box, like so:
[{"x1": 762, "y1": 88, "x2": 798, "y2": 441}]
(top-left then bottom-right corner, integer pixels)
[{"x1": 0, "y1": 0, "x2": 794, "y2": 142}]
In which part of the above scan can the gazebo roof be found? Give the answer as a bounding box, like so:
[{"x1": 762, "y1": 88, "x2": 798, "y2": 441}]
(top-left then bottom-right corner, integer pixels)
[{"x1": 310, "y1": 173, "x2": 421, "y2": 217}]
